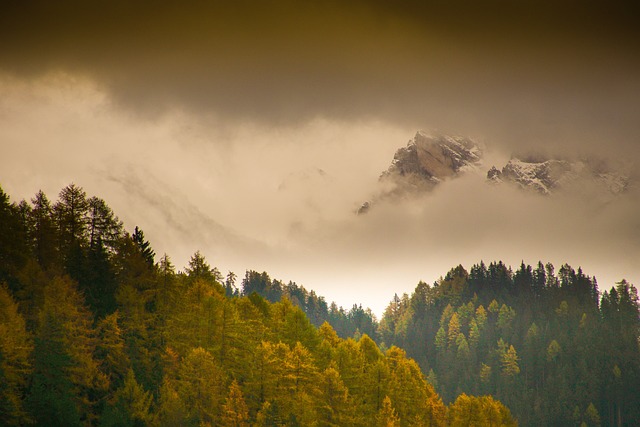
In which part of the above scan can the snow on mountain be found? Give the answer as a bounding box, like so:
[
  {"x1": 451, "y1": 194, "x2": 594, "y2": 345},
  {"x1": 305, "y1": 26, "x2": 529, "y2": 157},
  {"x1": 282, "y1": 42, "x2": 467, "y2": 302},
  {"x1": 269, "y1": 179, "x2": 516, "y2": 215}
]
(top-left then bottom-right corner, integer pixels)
[
  {"x1": 488, "y1": 157, "x2": 630, "y2": 195},
  {"x1": 358, "y1": 131, "x2": 483, "y2": 213},
  {"x1": 358, "y1": 131, "x2": 631, "y2": 214},
  {"x1": 383, "y1": 131, "x2": 483, "y2": 181}
]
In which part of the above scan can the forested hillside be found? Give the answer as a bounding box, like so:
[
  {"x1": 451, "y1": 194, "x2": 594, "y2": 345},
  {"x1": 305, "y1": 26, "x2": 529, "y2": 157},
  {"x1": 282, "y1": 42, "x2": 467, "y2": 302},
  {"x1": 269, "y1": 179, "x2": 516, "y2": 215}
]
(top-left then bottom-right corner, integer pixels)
[
  {"x1": 379, "y1": 262, "x2": 640, "y2": 426},
  {"x1": 0, "y1": 184, "x2": 517, "y2": 426}
]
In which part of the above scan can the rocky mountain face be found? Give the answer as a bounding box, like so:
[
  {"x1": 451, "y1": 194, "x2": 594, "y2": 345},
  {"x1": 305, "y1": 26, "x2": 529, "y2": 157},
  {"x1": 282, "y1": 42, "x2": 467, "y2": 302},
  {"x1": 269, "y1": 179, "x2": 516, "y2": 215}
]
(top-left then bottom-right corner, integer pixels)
[
  {"x1": 382, "y1": 131, "x2": 483, "y2": 184},
  {"x1": 358, "y1": 131, "x2": 630, "y2": 214},
  {"x1": 358, "y1": 131, "x2": 483, "y2": 213},
  {"x1": 487, "y1": 158, "x2": 630, "y2": 195}
]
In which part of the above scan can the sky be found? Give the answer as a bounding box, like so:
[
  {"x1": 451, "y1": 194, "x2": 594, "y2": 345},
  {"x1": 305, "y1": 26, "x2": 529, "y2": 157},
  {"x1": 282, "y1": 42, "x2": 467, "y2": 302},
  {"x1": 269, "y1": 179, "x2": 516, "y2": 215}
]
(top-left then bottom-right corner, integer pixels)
[{"x1": 1, "y1": 1, "x2": 639, "y2": 316}]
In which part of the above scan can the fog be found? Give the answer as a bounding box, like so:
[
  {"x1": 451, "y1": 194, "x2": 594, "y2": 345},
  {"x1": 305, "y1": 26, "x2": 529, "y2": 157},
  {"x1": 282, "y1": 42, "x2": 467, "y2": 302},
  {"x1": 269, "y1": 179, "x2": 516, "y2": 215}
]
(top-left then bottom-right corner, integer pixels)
[{"x1": 1, "y1": 1, "x2": 639, "y2": 315}]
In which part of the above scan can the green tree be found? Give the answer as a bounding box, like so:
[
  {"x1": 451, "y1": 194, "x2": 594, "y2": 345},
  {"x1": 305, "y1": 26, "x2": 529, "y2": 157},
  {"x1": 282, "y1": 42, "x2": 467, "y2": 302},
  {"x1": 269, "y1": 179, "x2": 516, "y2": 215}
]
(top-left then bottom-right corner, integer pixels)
[
  {"x1": 87, "y1": 197, "x2": 122, "y2": 252},
  {"x1": 99, "y1": 369, "x2": 153, "y2": 427},
  {"x1": 546, "y1": 339, "x2": 561, "y2": 363},
  {"x1": 131, "y1": 226, "x2": 155, "y2": 268},
  {"x1": 185, "y1": 251, "x2": 221, "y2": 285},
  {"x1": 28, "y1": 276, "x2": 107, "y2": 426},
  {"x1": 55, "y1": 184, "x2": 90, "y2": 257},
  {"x1": 28, "y1": 190, "x2": 59, "y2": 270},
  {"x1": 0, "y1": 186, "x2": 30, "y2": 291}
]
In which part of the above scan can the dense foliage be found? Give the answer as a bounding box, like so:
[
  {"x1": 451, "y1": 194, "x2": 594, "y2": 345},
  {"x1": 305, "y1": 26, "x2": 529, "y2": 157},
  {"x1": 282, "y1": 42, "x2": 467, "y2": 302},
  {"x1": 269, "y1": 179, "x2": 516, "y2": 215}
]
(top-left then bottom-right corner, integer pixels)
[
  {"x1": 379, "y1": 262, "x2": 640, "y2": 426},
  {"x1": 240, "y1": 270, "x2": 377, "y2": 340},
  {"x1": 0, "y1": 184, "x2": 516, "y2": 426}
]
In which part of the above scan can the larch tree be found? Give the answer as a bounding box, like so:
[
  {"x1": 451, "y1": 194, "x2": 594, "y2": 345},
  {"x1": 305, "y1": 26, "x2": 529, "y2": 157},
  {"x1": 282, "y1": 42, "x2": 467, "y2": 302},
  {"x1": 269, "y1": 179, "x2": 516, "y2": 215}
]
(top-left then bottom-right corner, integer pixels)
[
  {"x1": 501, "y1": 344, "x2": 520, "y2": 377},
  {"x1": 220, "y1": 379, "x2": 250, "y2": 427},
  {"x1": 317, "y1": 366, "x2": 351, "y2": 427},
  {"x1": 99, "y1": 369, "x2": 153, "y2": 427},
  {"x1": 377, "y1": 396, "x2": 400, "y2": 427},
  {"x1": 175, "y1": 347, "x2": 226, "y2": 425},
  {"x1": 95, "y1": 312, "x2": 131, "y2": 396},
  {"x1": 0, "y1": 285, "x2": 33, "y2": 426},
  {"x1": 28, "y1": 276, "x2": 107, "y2": 426}
]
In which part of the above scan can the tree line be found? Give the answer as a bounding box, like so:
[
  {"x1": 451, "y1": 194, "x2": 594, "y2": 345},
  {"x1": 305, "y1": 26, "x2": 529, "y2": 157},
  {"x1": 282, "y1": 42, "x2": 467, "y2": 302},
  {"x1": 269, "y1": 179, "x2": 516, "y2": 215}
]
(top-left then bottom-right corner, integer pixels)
[
  {"x1": 0, "y1": 184, "x2": 516, "y2": 426},
  {"x1": 378, "y1": 261, "x2": 640, "y2": 426}
]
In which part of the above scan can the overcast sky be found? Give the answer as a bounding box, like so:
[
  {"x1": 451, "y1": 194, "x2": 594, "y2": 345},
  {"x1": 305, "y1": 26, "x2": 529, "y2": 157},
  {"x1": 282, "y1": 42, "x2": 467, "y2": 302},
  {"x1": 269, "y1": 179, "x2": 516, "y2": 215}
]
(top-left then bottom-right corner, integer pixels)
[{"x1": 1, "y1": 1, "x2": 639, "y2": 315}]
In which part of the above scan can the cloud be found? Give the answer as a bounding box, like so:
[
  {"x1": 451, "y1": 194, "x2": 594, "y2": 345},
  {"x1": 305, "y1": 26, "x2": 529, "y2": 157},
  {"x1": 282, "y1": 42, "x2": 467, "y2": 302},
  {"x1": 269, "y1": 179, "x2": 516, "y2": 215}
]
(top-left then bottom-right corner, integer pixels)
[
  {"x1": 1, "y1": 1, "x2": 639, "y2": 145},
  {"x1": 285, "y1": 169, "x2": 640, "y2": 314},
  {"x1": 1, "y1": 2, "x2": 639, "y2": 315}
]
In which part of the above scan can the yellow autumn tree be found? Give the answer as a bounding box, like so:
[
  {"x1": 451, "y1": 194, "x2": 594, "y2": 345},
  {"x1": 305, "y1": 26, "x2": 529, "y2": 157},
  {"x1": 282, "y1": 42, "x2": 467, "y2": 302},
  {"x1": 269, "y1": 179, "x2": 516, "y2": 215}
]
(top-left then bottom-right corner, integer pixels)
[
  {"x1": 377, "y1": 395, "x2": 400, "y2": 427},
  {"x1": 0, "y1": 284, "x2": 33, "y2": 426},
  {"x1": 221, "y1": 379, "x2": 249, "y2": 427},
  {"x1": 448, "y1": 393, "x2": 517, "y2": 427},
  {"x1": 175, "y1": 347, "x2": 226, "y2": 425},
  {"x1": 317, "y1": 366, "x2": 352, "y2": 427}
]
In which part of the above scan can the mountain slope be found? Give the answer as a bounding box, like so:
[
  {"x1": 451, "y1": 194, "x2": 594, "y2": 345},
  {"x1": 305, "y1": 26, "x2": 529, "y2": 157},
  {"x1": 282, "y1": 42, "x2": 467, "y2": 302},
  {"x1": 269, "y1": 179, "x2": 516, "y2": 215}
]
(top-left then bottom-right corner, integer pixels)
[
  {"x1": 358, "y1": 131, "x2": 483, "y2": 213},
  {"x1": 487, "y1": 157, "x2": 630, "y2": 195}
]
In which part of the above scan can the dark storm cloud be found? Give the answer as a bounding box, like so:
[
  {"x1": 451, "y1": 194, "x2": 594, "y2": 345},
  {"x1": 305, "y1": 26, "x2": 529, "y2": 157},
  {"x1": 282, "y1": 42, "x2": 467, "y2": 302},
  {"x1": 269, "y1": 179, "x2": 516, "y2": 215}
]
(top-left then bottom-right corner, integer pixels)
[
  {"x1": 2, "y1": 1, "x2": 639, "y2": 314},
  {"x1": 2, "y1": 0, "x2": 639, "y2": 146}
]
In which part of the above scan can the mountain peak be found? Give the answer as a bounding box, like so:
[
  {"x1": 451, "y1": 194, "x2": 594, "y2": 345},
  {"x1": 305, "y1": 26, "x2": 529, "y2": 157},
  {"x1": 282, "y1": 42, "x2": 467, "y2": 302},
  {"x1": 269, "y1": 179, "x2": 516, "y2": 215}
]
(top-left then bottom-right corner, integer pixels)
[
  {"x1": 489, "y1": 157, "x2": 630, "y2": 195},
  {"x1": 357, "y1": 131, "x2": 483, "y2": 213},
  {"x1": 384, "y1": 131, "x2": 483, "y2": 183},
  {"x1": 358, "y1": 131, "x2": 631, "y2": 215}
]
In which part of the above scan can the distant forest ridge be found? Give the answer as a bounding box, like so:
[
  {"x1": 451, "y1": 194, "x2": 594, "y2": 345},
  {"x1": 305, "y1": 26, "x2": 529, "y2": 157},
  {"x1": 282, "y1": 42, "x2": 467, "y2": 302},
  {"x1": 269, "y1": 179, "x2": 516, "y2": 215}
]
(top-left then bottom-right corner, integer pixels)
[
  {"x1": 0, "y1": 183, "x2": 518, "y2": 426},
  {"x1": 1, "y1": 183, "x2": 638, "y2": 426}
]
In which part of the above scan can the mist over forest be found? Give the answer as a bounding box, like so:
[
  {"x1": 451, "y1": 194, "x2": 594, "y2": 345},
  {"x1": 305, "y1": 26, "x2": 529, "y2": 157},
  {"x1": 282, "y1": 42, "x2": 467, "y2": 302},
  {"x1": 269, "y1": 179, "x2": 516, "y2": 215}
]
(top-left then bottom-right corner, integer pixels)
[
  {"x1": 1, "y1": 184, "x2": 638, "y2": 426},
  {"x1": 1, "y1": 1, "x2": 639, "y2": 425}
]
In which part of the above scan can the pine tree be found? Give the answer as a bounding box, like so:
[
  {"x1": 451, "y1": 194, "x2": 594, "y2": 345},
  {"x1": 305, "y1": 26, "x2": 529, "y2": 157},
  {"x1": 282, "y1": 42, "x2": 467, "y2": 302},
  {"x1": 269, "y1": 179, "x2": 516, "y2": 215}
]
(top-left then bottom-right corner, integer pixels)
[
  {"x1": 0, "y1": 186, "x2": 30, "y2": 291},
  {"x1": 87, "y1": 197, "x2": 122, "y2": 252},
  {"x1": 186, "y1": 251, "x2": 218, "y2": 284},
  {"x1": 131, "y1": 226, "x2": 155, "y2": 268},
  {"x1": 55, "y1": 184, "x2": 90, "y2": 257},
  {"x1": 28, "y1": 190, "x2": 59, "y2": 270}
]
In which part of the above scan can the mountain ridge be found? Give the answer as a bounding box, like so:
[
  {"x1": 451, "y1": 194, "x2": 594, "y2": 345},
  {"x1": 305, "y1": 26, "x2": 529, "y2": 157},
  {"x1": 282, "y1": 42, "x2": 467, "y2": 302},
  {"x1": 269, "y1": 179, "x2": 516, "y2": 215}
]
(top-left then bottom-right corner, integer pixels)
[{"x1": 359, "y1": 131, "x2": 631, "y2": 213}]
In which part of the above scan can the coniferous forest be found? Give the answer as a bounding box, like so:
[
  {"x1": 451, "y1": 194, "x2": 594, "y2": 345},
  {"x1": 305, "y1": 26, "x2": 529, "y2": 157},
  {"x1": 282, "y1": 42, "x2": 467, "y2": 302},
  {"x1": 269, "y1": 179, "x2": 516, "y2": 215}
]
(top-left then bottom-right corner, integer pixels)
[{"x1": 1, "y1": 183, "x2": 638, "y2": 426}]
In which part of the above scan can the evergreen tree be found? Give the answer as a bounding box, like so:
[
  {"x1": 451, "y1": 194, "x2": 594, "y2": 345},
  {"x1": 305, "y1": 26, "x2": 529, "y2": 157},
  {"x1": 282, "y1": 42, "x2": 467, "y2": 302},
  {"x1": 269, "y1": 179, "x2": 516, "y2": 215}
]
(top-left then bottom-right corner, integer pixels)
[
  {"x1": 28, "y1": 190, "x2": 59, "y2": 270},
  {"x1": 131, "y1": 226, "x2": 155, "y2": 268},
  {"x1": 99, "y1": 369, "x2": 152, "y2": 427},
  {"x1": 55, "y1": 184, "x2": 90, "y2": 257},
  {"x1": 0, "y1": 186, "x2": 30, "y2": 291}
]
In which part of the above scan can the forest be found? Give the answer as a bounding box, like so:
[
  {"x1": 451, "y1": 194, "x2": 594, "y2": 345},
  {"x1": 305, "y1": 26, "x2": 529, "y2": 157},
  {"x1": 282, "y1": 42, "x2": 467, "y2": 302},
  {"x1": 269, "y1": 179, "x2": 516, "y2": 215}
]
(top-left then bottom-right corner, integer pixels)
[
  {"x1": 376, "y1": 261, "x2": 640, "y2": 426},
  {"x1": 0, "y1": 183, "x2": 637, "y2": 426}
]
